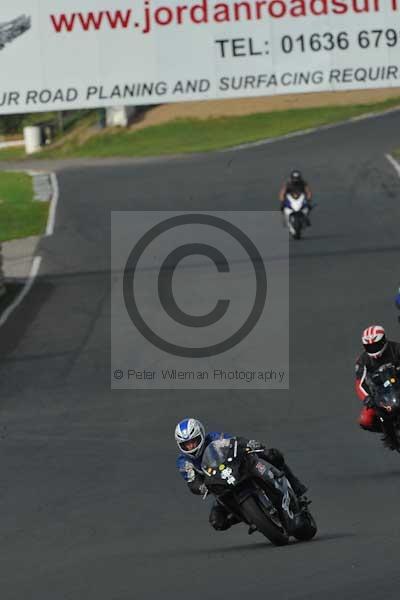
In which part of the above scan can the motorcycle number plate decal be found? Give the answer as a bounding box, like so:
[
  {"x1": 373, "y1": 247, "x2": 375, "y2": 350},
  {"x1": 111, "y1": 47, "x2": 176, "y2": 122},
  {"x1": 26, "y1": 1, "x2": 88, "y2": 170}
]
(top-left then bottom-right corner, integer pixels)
[{"x1": 220, "y1": 467, "x2": 236, "y2": 485}]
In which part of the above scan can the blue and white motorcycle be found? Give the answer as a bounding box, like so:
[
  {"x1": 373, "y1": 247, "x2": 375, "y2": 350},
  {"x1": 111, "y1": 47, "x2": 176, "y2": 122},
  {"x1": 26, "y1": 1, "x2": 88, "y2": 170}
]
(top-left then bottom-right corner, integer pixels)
[{"x1": 283, "y1": 192, "x2": 310, "y2": 240}]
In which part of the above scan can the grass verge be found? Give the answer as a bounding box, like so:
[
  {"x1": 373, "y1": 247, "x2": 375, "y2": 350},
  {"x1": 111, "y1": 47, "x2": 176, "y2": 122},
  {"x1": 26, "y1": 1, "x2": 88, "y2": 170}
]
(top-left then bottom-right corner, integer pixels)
[
  {"x1": 0, "y1": 172, "x2": 49, "y2": 242},
  {"x1": 0, "y1": 147, "x2": 26, "y2": 160},
  {"x1": 0, "y1": 96, "x2": 400, "y2": 160}
]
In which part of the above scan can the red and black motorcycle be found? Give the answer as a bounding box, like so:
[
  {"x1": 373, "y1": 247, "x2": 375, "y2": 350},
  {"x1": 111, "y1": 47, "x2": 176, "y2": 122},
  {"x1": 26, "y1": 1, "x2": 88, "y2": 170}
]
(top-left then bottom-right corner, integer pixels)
[{"x1": 369, "y1": 363, "x2": 400, "y2": 451}]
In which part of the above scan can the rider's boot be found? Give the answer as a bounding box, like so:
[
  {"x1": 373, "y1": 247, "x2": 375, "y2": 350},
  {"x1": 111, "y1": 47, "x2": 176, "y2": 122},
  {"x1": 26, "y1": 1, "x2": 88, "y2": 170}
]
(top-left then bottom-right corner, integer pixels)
[
  {"x1": 281, "y1": 464, "x2": 308, "y2": 498},
  {"x1": 303, "y1": 205, "x2": 312, "y2": 227}
]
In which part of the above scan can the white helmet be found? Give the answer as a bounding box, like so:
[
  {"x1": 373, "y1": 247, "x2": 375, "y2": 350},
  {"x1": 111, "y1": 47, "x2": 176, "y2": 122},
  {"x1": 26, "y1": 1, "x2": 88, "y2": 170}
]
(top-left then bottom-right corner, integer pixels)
[
  {"x1": 362, "y1": 325, "x2": 387, "y2": 358},
  {"x1": 175, "y1": 418, "x2": 205, "y2": 458}
]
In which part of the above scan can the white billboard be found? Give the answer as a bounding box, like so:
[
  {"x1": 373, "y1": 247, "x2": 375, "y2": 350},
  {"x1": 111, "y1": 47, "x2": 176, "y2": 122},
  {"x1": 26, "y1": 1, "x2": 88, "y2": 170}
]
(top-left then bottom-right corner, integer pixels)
[{"x1": 1, "y1": 0, "x2": 400, "y2": 113}]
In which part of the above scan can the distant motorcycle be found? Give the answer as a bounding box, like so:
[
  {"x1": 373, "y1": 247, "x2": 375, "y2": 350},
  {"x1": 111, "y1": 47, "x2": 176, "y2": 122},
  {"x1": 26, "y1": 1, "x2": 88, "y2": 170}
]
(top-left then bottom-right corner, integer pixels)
[
  {"x1": 369, "y1": 363, "x2": 400, "y2": 451},
  {"x1": 395, "y1": 289, "x2": 400, "y2": 323},
  {"x1": 283, "y1": 192, "x2": 310, "y2": 240},
  {"x1": 201, "y1": 437, "x2": 317, "y2": 546}
]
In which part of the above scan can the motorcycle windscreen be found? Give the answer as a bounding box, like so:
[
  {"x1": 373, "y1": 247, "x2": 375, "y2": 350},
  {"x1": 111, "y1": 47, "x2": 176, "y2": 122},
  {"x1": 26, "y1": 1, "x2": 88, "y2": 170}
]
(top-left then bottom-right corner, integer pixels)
[
  {"x1": 371, "y1": 365, "x2": 397, "y2": 384},
  {"x1": 201, "y1": 439, "x2": 232, "y2": 470},
  {"x1": 378, "y1": 386, "x2": 400, "y2": 409}
]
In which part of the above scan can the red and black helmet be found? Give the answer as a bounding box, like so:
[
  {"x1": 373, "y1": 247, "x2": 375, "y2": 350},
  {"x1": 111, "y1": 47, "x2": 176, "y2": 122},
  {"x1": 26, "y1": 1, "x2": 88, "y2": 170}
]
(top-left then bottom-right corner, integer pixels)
[{"x1": 362, "y1": 325, "x2": 387, "y2": 358}]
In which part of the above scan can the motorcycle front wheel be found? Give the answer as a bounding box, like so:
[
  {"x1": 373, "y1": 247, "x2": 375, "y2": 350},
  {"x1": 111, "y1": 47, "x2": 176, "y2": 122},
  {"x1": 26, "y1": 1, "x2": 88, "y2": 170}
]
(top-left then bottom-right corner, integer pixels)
[
  {"x1": 241, "y1": 496, "x2": 289, "y2": 546},
  {"x1": 289, "y1": 217, "x2": 302, "y2": 240}
]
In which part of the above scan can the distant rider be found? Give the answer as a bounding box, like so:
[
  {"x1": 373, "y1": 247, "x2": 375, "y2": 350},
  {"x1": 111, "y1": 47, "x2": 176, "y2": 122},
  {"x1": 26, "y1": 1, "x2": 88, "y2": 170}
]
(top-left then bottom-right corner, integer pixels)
[
  {"x1": 279, "y1": 169, "x2": 312, "y2": 226},
  {"x1": 355, "y1": 325, "x2": 400, "y2": 447},
  {"x1": 395, "y1": 287, "x2": 400, "y2": 322},
  {"x1": 175, "y1": 418, "x2": 308, "y2": 531}
]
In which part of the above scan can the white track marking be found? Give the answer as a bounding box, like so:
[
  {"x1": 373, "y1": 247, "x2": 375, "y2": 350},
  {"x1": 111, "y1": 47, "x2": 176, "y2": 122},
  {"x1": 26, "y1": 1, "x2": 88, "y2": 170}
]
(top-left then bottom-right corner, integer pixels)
[
  {"x1": 0, "y1": 256, "x2": 42, "y2": 328},
  {"x1": 0, "y1": 172, "x2": 59, "y2": 328},
  {"x1": 385, "y1": 153, "x2": 400, "y2": 178},
  {"x1": 46, "y1": 172, "x2": 59, "y2": 236},
  {"x1": 220, "y1": 106, "x2": 400, "y2": 154}
]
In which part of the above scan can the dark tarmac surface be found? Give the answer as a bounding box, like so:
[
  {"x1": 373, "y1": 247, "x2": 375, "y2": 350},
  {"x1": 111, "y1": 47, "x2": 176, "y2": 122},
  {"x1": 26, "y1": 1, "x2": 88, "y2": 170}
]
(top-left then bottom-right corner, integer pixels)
[{"x1": 1, "y1": 113, "x2": 400, "y2": 599}]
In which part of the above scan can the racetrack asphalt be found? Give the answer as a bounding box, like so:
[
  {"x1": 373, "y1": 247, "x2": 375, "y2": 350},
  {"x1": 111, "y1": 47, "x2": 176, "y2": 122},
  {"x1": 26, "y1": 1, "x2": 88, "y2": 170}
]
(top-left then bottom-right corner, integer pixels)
[{"x1": 1, "y1": 112, "x2": 400, "y2": 599}]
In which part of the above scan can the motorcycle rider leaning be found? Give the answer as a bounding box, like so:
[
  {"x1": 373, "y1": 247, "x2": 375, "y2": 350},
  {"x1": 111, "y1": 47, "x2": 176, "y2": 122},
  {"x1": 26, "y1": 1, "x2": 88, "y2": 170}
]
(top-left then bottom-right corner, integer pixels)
[
  {"x1": 175, "y1": 418, "x2": 308, "y2": 531},
  {"x1": 279, "y1": 170, "x2": 313, "y2": 226},
  {"x1": 355, "y1": 325, "x2": 400, "y2": 446}
]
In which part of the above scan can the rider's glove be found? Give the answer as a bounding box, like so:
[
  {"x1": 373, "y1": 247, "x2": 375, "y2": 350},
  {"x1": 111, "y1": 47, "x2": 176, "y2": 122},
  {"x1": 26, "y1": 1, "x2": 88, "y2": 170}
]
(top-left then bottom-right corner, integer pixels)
[
  {"x1": 363, "y1": 396, "x2": 375, "y2": 409},
  {"x1": 246, "y1": 440, "x2": 265, "y2": 452}
]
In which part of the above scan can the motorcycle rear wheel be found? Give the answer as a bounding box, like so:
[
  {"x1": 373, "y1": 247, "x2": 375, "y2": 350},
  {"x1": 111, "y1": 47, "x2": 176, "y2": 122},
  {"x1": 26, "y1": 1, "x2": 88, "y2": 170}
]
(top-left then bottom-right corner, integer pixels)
[{"x1": 241, "y1": 496, "x2": 289, "y2": 546}]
